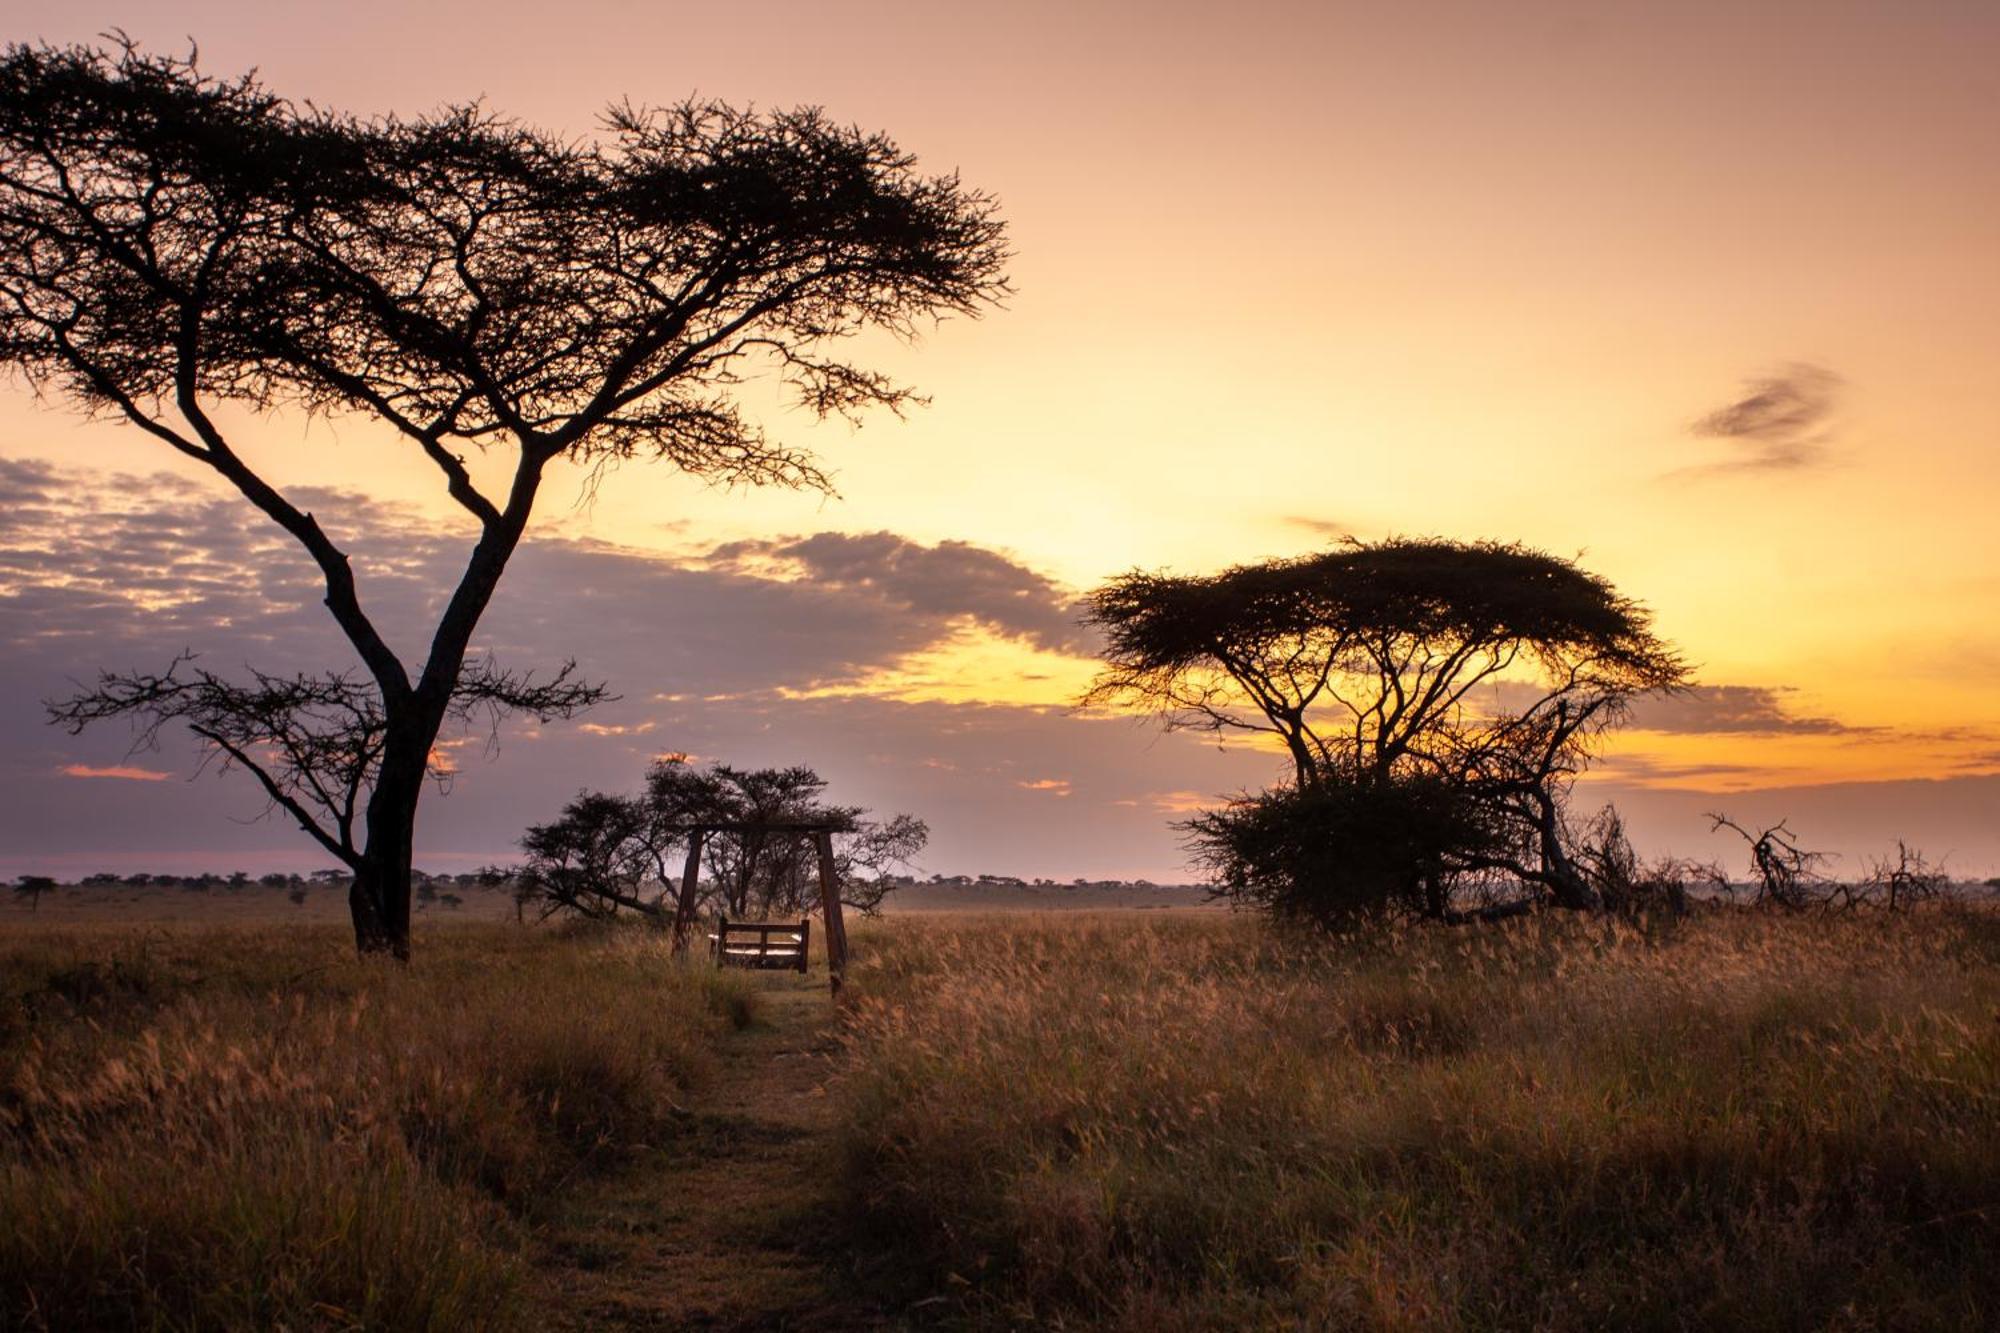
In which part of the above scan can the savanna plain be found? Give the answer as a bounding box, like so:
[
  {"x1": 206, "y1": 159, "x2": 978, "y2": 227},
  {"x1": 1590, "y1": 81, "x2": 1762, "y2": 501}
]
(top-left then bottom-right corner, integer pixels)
[{"x1": 4, "y1": 898, "x2": 1998, "y2": 1331}]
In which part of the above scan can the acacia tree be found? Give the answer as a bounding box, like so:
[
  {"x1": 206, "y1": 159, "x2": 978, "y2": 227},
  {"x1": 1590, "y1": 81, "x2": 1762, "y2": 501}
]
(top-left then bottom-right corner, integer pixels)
[
  {"x1": 515, "y1": 755, "x2": 926, "y2": 922},
  {"x1": 1084, "y1": 538, "x2": 1687, "y2": 917},
  {"x1": 14, "y1": 875, "x2": 57, "y2": 911},
  {"x1": 515, "y1": 790, "x2": 664, "y2": 921},
  {"x1": 0, "y1": 40, "x2": 1007, "y2": 956},
  {"x1": 668, "y1": 761, "x2": 927, "y2": 917}
]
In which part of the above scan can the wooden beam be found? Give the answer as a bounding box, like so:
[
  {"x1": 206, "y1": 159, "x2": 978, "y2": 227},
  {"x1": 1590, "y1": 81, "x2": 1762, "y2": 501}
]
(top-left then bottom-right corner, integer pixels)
[
  {"x1": 813, "y1": 829, "x2": 849, "y2": 993},
  {"x1": 653, "y1": 818, "x2": 858, "y2": 835},
  {"x1": 670, "y1": 829, "x2": 706, "y2": 955}
]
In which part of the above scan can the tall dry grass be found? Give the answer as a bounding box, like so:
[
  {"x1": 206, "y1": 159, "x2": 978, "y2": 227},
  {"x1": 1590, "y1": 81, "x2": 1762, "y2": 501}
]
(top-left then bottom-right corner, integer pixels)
[
  {"x1": 834, "y1": 909, "x2": 2000, "y2": 1329},
  {"x1": 0, "y1": 920, "x2": 757, "y2": 1331}
]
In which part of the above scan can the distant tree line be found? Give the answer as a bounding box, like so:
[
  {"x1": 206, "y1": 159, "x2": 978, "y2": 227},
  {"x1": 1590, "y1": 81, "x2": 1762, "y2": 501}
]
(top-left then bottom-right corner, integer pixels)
[{"x1": 25, "y1": 868, "x2": 509, "y2": 890}]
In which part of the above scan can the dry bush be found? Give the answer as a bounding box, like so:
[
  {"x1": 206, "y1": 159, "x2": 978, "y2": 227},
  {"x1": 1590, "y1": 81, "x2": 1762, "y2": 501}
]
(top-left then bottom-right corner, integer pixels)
[
  {"x1": 0, "y1": 922, "x2": 757, "y2": 1331},
  {"x1": 833, "y1": 909, "x2": 2000, "y2": 1329}
]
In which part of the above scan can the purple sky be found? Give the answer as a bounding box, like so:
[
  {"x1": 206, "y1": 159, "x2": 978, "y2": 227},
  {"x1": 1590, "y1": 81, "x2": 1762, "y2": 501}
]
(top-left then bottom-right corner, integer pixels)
[{"x1": 5, "y1": 458, "x2": 1997, "y2": 883}]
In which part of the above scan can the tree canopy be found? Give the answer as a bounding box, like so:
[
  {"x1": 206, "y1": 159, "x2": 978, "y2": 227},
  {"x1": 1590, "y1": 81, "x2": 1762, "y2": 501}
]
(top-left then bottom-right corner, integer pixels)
[
  {"x1": 1085, "y1": 538, "x2": 1684, "y2": 786},
  {"x1": 0, "y1": 38, "x2": 1007, "y2": 955}
]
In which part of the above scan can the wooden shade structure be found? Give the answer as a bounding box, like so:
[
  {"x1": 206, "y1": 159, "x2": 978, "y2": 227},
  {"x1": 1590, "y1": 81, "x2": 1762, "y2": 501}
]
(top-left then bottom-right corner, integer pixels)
[{"x1": 661, "y1": 817, "x2": 852, "y2": 991}]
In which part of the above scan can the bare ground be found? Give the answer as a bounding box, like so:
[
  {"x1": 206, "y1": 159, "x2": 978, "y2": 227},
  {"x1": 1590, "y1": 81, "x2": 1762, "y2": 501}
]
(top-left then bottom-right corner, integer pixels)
[{"x1": 527, "y1": 971, "x2": 893, "y2": 1331}]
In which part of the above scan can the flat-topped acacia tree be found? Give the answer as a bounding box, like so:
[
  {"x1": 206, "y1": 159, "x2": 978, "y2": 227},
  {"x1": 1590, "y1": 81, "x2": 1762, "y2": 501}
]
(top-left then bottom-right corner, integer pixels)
[
  {"x1": 0, "y1": 40, "x2": 1008, "y2": 956},
  {"x1": 1083, "y1": 539, "x2": 1688, "y2": 916}
]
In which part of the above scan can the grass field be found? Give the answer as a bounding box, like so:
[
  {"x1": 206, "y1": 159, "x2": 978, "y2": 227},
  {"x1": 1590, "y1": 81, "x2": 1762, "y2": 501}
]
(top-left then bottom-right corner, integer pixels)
[
  {"x1": 4, "y1": 903, "x2": 1998, "y2": 1329},
  {"x1": 0, "y1": 920, "x2": 757, "y2": 1330},
  {"x1": 833, "y1": 908, "x2": 2000, "y2": 1329}
]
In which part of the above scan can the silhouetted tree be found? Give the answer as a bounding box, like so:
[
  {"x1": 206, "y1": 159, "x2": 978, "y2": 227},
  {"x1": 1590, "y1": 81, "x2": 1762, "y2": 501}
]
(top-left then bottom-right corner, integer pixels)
[
  {"x1": 13, "y1": 875, "x2": 56, "y2": 911},
  {"x1": 1708, "y1": 814, "x2": 1828, "y2": 910},
  {"x1": 1709, "y1": 817, "x2": 1948, "y2": 914},
  {"x1": 1086, "y1": 539, "x2": 1687, "y2": 918},
  {"x1": 1573, "y1": 804, "x2": 1712, "y2": 917},
  {"x1": 516, "y1": 790, "x2": 665, "y2": 921},
  {"x1": 516, "y1": 755, "x2": 925, "y2": 923},
  {"x1": 694, "y1": 764, "x2": 843, "y2": 917},
  {"x1": 1863, "y1": 842, "x2": 1948, "y2": 912},
  {"x1": 0, "y1": 39, "x2": 1007, "y2": 957}
]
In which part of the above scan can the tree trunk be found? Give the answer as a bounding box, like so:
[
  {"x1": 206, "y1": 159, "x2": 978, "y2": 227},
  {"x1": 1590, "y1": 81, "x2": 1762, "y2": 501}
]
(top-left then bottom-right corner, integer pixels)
[
  {"x1": 350, "y1": 722, "x2": 432, "y2": 959},
  {"x1": 1419, "y1": 873, "x2": 1448, "y2": 920},
  {"x1": 813, "y1": 830, "x2": 849, "y2": 990},
  {"x1": 346, "y1": 460, "x2": 549, "y2": 961},
  {"x1": 1532, "y1": 788, "x2": 1599, "y2": 911},
  {"x1": 348, "y1": 873, "x2": 393, "y2": 953}
]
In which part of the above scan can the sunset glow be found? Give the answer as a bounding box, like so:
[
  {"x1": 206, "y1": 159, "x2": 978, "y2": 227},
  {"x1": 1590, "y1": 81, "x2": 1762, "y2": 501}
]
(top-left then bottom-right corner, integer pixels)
[{"x1": 3, "y1": 0, "x2": 1998, "y2": 878}]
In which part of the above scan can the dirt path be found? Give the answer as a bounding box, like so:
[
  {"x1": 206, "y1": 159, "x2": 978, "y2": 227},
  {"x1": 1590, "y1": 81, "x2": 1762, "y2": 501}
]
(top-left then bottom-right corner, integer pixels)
[{"x1": 530, "y1": 971, "x2": 883, "y2": 1330}]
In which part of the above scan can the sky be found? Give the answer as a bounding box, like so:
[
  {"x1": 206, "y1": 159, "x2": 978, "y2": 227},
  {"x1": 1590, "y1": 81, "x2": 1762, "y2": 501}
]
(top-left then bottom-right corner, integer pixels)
[{"x1": 2, "y1": 0, "x2": 1998, "y2": 881}]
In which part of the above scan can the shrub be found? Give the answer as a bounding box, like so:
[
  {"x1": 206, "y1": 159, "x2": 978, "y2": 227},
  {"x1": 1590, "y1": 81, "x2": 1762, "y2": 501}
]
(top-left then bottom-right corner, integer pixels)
[{"x1": 1185, "y1": 775, "x2": 1504, "y2": 923}]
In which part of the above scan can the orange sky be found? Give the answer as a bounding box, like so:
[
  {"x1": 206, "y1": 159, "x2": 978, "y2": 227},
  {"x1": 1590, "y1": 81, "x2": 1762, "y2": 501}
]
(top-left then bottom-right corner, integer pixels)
[{"x1": 2, "y1": 1, "x2": 1998, "y2": 876}]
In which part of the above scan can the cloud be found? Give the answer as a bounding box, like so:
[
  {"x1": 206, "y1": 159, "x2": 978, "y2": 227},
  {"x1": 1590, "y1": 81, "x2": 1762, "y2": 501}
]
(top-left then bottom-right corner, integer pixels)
[
  {"x1": 1476, "y1": 680, "x2": 1862, "y2": 738},
  {"x1": 705, "y1": 530, "x2": 1095, "y2": 656},
  {"x1": 1948, "y1": 749, "x2": 2000, "y2": 773},
  {"x1": 1682, "y1": 362, "x2": 1842, "y2": 474},
  {"x1": 1591, "y1": 753, "x2": 1787, "y2": 789},
  {"x1": 1283, "y1": 516, "x2": 1352, "y2": 539},
  {"x1": 0, "y1": 469, "x2": 1090, "y2": 701},
  {"x1": 1627, "y1": 685, "x2": 1863, "y2": 736},
  {"x1": 16, "y1": 464, "x2": 2000, "y2": 883},
  {"x1": 0, "y1": 463, "x2": 1219, "y2": 878},
  {"x1": 60, "y1": 763, "x2": 174, "y2": 781}
]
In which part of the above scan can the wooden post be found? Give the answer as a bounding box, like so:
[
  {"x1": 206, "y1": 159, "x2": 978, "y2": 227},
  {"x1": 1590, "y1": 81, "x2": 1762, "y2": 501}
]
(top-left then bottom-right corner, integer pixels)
[
  {"x1": 813, "y1": 830, "x2": 848, "y2": 992},
  {"x1": 670, "y1": 829, "x2": 706, "y2": 955}
]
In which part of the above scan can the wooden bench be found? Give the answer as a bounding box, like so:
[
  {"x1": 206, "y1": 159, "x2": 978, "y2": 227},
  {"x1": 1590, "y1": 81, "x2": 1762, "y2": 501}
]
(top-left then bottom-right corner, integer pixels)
[{"x1": 709, "y1": 917, "x2": 810, "y2": 973}]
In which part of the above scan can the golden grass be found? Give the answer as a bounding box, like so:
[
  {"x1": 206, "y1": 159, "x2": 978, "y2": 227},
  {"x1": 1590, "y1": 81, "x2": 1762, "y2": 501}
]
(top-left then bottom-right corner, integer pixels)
[
  {"x1": 0, "y1": 921, "x2": 758, "y2": 1331},
  {"x1": 833, "y1": 908, "x2": 2000, "y2": 1330}
]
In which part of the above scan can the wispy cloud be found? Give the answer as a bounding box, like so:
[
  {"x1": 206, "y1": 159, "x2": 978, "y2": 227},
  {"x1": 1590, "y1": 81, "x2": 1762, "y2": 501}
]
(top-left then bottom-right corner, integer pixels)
[
  {"x1": 60, "y1": 763, "x2": 173, "y2": 782},
  {"x1": 1628, "y1": 684, "x2": 1866, "y2": 736},
  {"x1": 1477, "y1": 680, "x2": 1864, "y2": 738},
  {"x1": 1679, "y1": 362, "x2": 1842, "y2": 475},
  {"x1": 1283, "y1": 516, "x2": 1352, "y2": 540},
  {"x1": 1591, "y1": 754, "x2": 1779, "y2": 789},
  {"x1": 577, "y1": 721, "x2": 657, "y2": 737}
]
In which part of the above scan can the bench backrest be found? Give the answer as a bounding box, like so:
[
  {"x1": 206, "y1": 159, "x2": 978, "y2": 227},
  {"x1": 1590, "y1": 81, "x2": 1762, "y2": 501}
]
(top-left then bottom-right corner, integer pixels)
[{"x1": 713, "y1": 917, "x2": 811, "y2": 973}]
